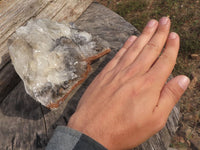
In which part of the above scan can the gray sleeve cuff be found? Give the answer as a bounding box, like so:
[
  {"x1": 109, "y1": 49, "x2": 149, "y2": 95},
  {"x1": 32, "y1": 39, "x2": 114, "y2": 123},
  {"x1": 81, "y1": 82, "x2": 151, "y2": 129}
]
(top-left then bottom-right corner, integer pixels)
[{"x1": 46, "y1": 126, "x2": 107, "y2": 150}]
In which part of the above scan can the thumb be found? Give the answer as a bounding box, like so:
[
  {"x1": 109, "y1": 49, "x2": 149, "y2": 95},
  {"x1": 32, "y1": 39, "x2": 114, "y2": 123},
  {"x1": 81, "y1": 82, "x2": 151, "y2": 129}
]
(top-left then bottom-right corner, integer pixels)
[{"x1": 155, "y1": 75, "x2": 190, "y2": 117}]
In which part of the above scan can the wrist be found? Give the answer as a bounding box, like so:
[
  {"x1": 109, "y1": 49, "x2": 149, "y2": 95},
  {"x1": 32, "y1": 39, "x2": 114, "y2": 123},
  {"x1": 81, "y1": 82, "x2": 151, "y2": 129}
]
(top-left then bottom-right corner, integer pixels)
[{"x1": 67, "y1": 114, "x2": 112, "y2": 150}]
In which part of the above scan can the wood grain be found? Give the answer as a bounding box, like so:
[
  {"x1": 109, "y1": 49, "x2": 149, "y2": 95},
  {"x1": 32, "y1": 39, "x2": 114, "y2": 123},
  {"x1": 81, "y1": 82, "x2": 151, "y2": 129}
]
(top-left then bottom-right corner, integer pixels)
[{"x1": 0, "y1": 0, "x2": 93, "y2": 69}]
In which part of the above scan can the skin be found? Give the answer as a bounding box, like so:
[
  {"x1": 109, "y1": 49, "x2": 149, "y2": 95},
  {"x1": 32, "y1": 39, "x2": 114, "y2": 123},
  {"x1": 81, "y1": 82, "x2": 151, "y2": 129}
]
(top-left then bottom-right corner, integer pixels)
[{"x1": 67, "y1": 17, "x2": 190, "y2": 150}]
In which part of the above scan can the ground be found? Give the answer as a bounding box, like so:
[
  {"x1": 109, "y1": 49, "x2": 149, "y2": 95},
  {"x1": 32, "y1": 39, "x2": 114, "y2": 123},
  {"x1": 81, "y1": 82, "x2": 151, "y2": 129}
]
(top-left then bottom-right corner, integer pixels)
[{"x1": 95, "y1": 0, "x2": 200, "y2": 149}]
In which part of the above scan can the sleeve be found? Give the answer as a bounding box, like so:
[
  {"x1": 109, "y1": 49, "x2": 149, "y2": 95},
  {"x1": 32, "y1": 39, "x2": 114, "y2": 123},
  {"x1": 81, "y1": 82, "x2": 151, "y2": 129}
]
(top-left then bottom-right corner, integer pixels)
[{"x1": 45, "y1": 126, "x2": 107, "y2": 150}]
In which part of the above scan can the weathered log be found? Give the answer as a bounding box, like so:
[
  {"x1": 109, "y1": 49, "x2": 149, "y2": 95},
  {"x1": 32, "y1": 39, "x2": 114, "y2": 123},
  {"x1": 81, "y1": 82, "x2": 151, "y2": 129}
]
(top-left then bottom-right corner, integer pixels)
[
  {"x1": 0, "y1": 0, "x2": 93, "y2": 69},
  {"x1": 0, "y1": 2, "x2": 179, "y2": 150}
]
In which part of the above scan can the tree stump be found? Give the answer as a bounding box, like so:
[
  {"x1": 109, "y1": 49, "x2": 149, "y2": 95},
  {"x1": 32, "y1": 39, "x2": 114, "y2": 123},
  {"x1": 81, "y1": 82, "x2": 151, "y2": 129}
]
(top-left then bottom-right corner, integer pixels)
[{"x1": 0, "y1": 2, "x2": 180, "y2": 150}]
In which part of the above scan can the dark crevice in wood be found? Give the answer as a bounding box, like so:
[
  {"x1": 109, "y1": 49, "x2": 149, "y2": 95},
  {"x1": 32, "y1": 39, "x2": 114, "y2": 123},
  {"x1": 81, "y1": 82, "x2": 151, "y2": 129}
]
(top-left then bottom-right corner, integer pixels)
[
  {"x1": 35, "y1": 133, "x2": 44, "y2": 148},
  {"x1": 40, "y1": 104, "x2": 48, "y2": 138},
  {"x1": 63, "y1": 116, "x2": 68, "y2": 125},
  {"x1": 0, "y1": 59, "x2": 10, "y2": 72},
  {"x1": 11, "y1": 136, "x2": 15, "y2": 150},
  {"x1": 31, "y1": 0, "x2": 54, "y2": 20},
  {"x1": 0, "y1": 53, "x2": 11, "y2": 71}
]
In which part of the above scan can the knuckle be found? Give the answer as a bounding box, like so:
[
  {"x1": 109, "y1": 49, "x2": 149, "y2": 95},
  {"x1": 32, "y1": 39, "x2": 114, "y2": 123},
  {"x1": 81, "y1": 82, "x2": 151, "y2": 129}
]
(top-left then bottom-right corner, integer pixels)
[
  {"x1": 112, "y1": 54, "x2": 121, "y2": 62},
  {"x1": 143, "y1": 75, "x2": 156, "y2": 88},
  {"x1": 106, "y1": 60, "x2": 117, "y2": 68},
  {"x1": 110, "y1": 69, "x2": 124, "y2": 84},
  {"x1": 160, "y1": 53, "x2": 173, "y2": 63},
  {"x1": 117, "y1": 72, "x2": 126, "y2": 85},
  {"x1": 97, "y1": 70, "x2": 113, "y2": 84},
  {"x1": 123, "y1": 65, "x2": 140, "y2": 79},
  {"x1": 165, "y1": 84, "x2": 180, "y2": 104},
  {"x1": 158, "y1": 26, "x2": 169, "y2": 34},
  {"x1": 131, "y1": 43, "x2": 141, "y2": 51},
  {"x1": 130, "y1": 86, "x2": 141, "y2": 97},
  {"x1": 117, "y1": 47, "x2": 126, "y2": 56},
  {"x1": 104, "y1": 70, "x2": 115, "y2": 80},
  {"x1": 146, "y1": 42, "x2": 160, "y2": 51},
  {"x1": 142, "y1": 28, "x2": 153, "y2": 35},
  {"x1": 112, "y1": 48, "x2": 126, "y2": 61}
]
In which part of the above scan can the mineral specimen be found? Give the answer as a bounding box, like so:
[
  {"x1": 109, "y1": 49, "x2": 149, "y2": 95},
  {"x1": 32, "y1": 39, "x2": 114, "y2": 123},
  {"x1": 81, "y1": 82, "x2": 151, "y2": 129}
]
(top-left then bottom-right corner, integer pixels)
[{"x1": 8, "y1": 19, "x2": 110, "y2": 109}]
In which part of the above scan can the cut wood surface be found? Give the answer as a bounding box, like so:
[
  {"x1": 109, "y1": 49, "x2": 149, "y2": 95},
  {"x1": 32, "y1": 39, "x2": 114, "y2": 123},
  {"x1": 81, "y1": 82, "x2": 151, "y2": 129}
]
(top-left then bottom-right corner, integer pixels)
[
  {"x1": 0, "y1": 0, "x2": 93, "y2": 69},
  {"x1": 0, "y1": 2, "x2": 179, "y2": 150}
]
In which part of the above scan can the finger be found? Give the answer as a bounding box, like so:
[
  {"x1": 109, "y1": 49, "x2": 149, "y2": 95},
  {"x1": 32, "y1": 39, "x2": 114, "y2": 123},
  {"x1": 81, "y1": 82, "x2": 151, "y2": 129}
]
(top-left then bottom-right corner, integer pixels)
[
  {"x1": 102, "y1": 36, "x2": 137, "y2": 73},
  {"x1": 123, "y1": 36, "x2": 138, "y2": 49},
  {"x1": 145, "y1": 32, "x2": 180, "y2": 88},
  {"x1": 128, "y1": 17, "x2": 171, "y2": 75},
  {"x1": 115, "y1": 19, "x2": 158, "y2": 70},
  {"x1": 154, "y1": 75, "x2": 190, "y2": 118}
]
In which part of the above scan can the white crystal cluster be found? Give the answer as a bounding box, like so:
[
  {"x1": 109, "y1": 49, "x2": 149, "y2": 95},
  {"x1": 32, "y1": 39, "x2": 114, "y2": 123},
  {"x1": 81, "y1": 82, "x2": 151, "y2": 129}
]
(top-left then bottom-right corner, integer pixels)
[{"x1": 8, "y1": 19, "x2": 101, "y2": 107}]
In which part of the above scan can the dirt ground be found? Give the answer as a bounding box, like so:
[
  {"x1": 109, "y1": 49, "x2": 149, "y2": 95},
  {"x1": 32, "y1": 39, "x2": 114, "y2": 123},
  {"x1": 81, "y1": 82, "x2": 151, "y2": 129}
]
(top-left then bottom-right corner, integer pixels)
[
  {"x1": 171, "y1": 56, "x2": 200, "y2": 150},
  {"x1": 95, "y1": 0, "x2": 200, "y2": 149}
]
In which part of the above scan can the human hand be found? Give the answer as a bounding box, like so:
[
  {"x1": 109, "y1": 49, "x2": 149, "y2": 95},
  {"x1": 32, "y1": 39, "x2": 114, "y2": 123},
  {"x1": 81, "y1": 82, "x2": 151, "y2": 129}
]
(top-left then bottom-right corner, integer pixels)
[{"x1": 67, "y1": 17, "x2": 190, "y2": 150}]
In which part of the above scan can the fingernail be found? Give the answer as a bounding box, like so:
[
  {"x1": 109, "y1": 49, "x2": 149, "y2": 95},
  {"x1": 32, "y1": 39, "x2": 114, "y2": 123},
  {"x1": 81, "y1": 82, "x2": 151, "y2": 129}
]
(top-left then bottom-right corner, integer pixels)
[
  {"x1": 128, "y1": 36, "x2": 137, "y2": 42},
  {"x1": 178, "y1": 76, "x2": 190, "y2": 90},
  {"x1": 169, "y1": 32, "x2": 177, "y2": 39},
  {"x1": 147, "y1": 19, "x2": 157, "y2": 27},
  {"x1": 159, "y1": 17, "x2": 169, "y2": 25}
]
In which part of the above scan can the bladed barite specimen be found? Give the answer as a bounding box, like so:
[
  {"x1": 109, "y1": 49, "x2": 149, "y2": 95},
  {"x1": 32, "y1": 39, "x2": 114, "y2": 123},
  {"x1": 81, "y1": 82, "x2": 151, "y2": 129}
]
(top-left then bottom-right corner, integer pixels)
[{"x1": 8, "y1": 19, "x2": 110, "y2": 109}]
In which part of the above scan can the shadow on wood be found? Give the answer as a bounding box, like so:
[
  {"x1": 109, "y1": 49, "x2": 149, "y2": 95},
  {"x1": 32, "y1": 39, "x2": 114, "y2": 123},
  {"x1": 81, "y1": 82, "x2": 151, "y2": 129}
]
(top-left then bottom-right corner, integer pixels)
[{"x1": 0, "y1": 82, "x2": 50, "y2": 120}]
